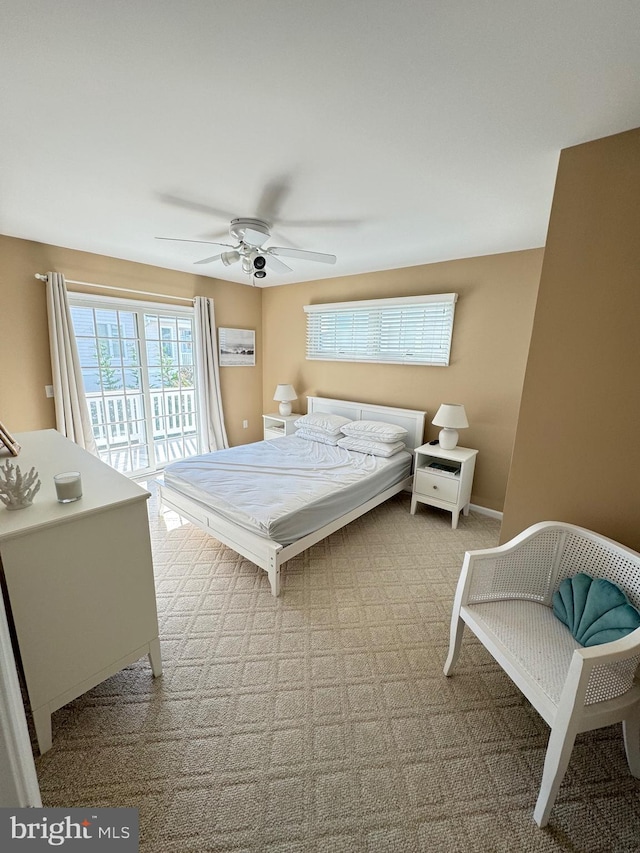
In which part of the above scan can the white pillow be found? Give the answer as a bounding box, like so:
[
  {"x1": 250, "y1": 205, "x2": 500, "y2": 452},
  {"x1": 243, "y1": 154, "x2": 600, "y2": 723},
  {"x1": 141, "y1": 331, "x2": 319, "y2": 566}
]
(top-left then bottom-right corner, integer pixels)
[
  {"x1": 337, "y1": 436, "x2": 406, "y2": 458},
  {"x1": 340, "y1": 420, "x2": 408, "y2": 443},
  {"x1": 296, "y1": 428, "x2": 341, "y2": 446},
  {"x1": 294, "y1": 413, "x2": 353, "y2": 436}
]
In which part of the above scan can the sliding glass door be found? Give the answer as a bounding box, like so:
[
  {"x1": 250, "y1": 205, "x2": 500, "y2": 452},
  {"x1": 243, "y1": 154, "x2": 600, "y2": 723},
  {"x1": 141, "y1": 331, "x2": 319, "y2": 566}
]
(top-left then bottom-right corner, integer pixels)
[{"x1": 70, "y1": 294, "x2": 200, "y2": 475}]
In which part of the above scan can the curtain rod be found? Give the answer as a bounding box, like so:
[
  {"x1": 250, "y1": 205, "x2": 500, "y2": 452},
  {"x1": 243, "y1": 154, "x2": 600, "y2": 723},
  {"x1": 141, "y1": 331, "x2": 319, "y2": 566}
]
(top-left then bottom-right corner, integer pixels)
[{"x1": 34, "y1": 273, "x2": 195, "y2": 304}]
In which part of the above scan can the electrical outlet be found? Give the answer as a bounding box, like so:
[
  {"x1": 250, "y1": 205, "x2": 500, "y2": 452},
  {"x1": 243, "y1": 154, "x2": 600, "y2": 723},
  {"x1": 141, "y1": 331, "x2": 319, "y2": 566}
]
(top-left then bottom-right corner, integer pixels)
[
  {"x1": 242, "y1": 420, "x2": 248, "y2": 429},
  {"x1": 45, "y1": 385, "x2": 54, "y2": 398}
]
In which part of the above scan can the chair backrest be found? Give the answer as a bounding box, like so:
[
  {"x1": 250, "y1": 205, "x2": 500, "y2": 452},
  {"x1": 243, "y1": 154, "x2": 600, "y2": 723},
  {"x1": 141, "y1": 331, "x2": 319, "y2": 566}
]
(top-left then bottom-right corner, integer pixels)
[
  {"x1": 553, "y1": 527, "x2": 640, "y2": 611},
  {"x1": 467, "y1": 523, "x2": 640, "y2": 612}
]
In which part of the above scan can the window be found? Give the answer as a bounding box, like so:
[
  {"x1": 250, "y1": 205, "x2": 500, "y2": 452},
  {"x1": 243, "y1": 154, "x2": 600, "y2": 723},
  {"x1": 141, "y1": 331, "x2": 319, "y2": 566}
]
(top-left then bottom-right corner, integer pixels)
[
  {"x1": 304, "y1": 293, "x2": 457, "y2": 366},
  {"x1": 70, "y1": 294, "x2": 200, "y2": 476}
]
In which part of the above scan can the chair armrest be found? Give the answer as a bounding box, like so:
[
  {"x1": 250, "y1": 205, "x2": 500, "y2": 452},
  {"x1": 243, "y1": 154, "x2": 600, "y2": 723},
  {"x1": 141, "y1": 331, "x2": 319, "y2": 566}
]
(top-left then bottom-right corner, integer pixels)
[
  {"x1": 576, "y1": 627, "x2": 640, "y2": 665},
  {"x1": 560, "y1": 627, "x2": 640, "y2": 708},
  {"x1": 460, "y1": 521, "x2": 566, "y2": 605}
]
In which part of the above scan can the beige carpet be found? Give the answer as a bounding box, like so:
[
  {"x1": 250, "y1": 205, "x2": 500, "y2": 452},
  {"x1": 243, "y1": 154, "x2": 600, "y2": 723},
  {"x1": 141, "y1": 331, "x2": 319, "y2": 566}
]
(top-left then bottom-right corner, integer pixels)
[{"x1": 34, "y1": 483, "x2": 640, "y2": 852}]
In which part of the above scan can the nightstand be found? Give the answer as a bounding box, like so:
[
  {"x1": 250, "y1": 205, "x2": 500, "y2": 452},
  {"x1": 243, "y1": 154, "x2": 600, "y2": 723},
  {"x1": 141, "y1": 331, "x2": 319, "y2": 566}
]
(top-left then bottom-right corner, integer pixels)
[
  {"x1": 410, "y1": 444, "x2": 478, "y2": 529},
  {"x1": 262, "y1": 413, "x2": 299, "y2": 440}
]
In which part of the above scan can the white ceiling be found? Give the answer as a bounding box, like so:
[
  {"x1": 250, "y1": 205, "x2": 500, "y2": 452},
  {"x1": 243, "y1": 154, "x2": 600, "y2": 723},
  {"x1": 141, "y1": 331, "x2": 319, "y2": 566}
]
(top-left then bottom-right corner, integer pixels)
[{"x1": 2, "y1": 1, "x2": 640, "y2": 288}]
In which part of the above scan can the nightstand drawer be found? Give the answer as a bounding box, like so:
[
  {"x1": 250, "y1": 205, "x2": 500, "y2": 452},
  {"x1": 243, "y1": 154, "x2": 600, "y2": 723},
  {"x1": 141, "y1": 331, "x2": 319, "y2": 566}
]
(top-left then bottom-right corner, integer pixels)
[{"x1": 415, "y1": 469, "x2": 460, "y2": 503}]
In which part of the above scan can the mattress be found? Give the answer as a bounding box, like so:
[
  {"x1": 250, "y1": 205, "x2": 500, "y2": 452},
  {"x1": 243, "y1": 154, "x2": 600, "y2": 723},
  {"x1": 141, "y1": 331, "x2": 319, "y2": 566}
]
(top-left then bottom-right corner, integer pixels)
[{"x1": 163, "y1": 435, "x2": 412, "y2": 544}]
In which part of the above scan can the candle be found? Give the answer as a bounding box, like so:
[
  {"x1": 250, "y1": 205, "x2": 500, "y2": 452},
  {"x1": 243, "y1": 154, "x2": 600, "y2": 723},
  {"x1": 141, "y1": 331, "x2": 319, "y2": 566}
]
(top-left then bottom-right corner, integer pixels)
[{"x1": 54, "y1": 471, "x2": 82, "y2": 503}]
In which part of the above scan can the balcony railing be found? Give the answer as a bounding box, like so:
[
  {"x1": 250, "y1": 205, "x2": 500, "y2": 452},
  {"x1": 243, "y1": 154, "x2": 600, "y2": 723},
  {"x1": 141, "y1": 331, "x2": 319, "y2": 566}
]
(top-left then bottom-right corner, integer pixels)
[{"x1": 87, "y1": 388, "x2": 199, "y2": 472}]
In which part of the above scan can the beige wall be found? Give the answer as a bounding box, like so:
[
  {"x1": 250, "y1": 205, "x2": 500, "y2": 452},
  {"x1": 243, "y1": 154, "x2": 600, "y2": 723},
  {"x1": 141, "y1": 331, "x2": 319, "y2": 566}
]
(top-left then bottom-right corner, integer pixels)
[
  {"x1": 1, "y1": 236, "x2": 542, "y2": 514},
  {"x1": 0, "y1": 235, "x2": 264, "y2": 446},
  {"x1": 263, "y1": 249, "x2": 542, "y2": 512},
  {"x1": 502, "y1": 128, "x2": 640, "y2": 549}
]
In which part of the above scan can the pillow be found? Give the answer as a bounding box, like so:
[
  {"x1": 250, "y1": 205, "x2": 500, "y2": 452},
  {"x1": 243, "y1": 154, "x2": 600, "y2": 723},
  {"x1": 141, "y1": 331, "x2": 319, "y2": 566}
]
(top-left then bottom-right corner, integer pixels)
[
  {"x1": 552, "y1": 572, "x2": 640, "y2": 647},
  {"x1": 296, "y1": 428, "x2": 341, "y2": 446},
  {"x1": 337, "y1": 435, "x2": 406, "y2": 458},
  {"x1": 340, "y1": 419, "x2": 408, "y2": 443},
  {"x1": 294, "y1": 413, "x2": 353, "y2": 436}
]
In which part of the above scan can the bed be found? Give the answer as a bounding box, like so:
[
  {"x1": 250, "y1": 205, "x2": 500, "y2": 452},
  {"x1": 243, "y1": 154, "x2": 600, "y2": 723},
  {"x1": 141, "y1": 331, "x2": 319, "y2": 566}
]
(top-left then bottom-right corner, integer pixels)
[{"x1": 159, "y1": 397, "x2": 426, "y2": 595}]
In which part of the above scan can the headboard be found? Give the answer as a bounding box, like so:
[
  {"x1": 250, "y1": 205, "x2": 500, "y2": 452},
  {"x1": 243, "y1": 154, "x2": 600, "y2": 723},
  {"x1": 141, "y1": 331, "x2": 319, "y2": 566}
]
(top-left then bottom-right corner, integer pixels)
[{"x1": 306, "y1": 396, "x2": 426, "y2": 450}]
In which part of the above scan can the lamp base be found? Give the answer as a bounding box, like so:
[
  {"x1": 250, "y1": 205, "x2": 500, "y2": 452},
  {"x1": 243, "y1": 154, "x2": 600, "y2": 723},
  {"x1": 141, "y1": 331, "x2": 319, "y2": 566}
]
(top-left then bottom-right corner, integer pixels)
[
  {"x1": 278, "y1": 401, "x2": 293, "y2": 417},
  {"x1": 438, "y1": 427, "x2": 459, "y2": 451}
]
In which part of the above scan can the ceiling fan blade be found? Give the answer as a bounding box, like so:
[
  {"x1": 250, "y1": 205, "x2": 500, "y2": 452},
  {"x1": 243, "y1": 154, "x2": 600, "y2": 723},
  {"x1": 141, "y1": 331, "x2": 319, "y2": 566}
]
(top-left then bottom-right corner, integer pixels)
[
  {"x1": 243, "y1": 227, "x2": 269, "y2": 247},
  {"x1": 276, "y1": 216, "x2": 362, "y2": 229},
  {"x1": 255, "y1": 175, "x2": 291, "y2": 223},
  {"x1": 156, "y1": 237, "x2": 236, "y2": 249},
  {"x1": 265, "y1": 253, "x2": 293, "y2": 274},
  {"x1": 269, "y1": 246, "x2": 337, "y2": 264},
  {"x1": 158, "y1": 192, "x2": 237, "y2": 221},
  {"x1": 201, "y1": 229, "x2": 234, "y2": 242},
  {"x1": 194, "y1": 254, "x2": 224, "y2": 265}
]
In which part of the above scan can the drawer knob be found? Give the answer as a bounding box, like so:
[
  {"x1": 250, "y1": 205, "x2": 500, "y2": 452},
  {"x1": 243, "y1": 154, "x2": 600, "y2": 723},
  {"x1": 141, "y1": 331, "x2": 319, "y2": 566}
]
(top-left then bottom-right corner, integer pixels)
[{"x1": 432, "y1": 485, "x2": 438, "y2": 490}]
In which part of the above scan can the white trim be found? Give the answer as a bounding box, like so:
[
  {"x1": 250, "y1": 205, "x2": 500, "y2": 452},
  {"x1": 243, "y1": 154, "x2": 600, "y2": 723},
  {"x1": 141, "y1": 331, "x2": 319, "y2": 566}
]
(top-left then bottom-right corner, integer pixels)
[
  {"x1": 304, "y1": 293, "x2": 458, "y2": 313},
  {"x1": 469, "y1": 503, "x2": 503, "y2": 520},
  {"x1": 68, "y1": 290, "x2": 195, "y2": 315}
]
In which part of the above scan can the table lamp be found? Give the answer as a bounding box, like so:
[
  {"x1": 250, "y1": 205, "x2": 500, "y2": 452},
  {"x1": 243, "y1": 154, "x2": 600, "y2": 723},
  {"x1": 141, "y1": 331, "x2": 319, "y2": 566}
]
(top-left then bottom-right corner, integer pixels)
[
  {"x1": 432, "y1": 403, "x2": 468, "y2": 450},
  {"x1": 273, "y1": 384, "x2": 297, "y2": 416}
]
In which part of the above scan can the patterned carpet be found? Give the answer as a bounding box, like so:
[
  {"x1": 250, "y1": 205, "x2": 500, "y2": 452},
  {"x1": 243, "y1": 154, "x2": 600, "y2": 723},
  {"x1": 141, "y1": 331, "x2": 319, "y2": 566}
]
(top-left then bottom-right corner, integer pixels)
[{"x1": 34, "y1": 483, "x2": 640, "y2": 852}]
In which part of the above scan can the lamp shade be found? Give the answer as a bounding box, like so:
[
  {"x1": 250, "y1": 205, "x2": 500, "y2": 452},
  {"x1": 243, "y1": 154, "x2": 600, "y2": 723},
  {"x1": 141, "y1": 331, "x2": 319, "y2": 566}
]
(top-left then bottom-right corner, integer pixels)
[
  {"x1": 220, "y1": 250, "x2": 241, "y2": 267},
  {"x1": 273, "y1": 384, "x2": 297, "y2": 416},
  {"x1": 432, "y1": 404, "x2": 469, "y2": 429},
  {"x1": 432, "y1": 403, "x2": 468, "y2": 450}
]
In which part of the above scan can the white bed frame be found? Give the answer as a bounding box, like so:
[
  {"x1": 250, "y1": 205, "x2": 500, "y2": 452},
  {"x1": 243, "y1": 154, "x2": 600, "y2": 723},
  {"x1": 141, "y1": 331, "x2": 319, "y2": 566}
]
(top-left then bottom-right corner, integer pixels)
[{"x1": 159, "y1": 396, "x2": 426, "y2": 596}]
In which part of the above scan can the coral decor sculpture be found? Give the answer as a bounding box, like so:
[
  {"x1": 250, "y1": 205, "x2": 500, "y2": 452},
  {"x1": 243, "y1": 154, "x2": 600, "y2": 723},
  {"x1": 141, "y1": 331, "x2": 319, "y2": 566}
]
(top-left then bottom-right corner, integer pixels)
[{"x1": 0, "y1": 460, "x2": 41, "y2": 510}]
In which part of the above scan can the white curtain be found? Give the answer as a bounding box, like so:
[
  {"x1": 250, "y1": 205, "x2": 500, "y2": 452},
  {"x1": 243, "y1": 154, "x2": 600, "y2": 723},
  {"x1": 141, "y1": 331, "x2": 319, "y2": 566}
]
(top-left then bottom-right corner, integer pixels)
[
  {"x1": 194, "y1": 296, "x2": 229, "y2": 451},
  {"x1": 45, "y1": 272, "x2": 98, "y2": 454}
]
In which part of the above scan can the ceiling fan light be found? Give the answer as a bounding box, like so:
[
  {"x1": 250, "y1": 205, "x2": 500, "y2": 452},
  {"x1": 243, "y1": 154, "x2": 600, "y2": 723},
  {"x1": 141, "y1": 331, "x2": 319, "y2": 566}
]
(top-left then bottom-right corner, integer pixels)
[{"x1": 220, "y1": 250, "x2": 240, "y2": 267}]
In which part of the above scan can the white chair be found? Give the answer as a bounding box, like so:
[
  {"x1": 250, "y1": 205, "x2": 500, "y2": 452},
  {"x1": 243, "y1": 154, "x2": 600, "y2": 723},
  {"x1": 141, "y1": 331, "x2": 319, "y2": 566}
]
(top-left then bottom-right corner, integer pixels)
[{"x1": 444, "y1": 521, "x2": 640, "y2": 827}]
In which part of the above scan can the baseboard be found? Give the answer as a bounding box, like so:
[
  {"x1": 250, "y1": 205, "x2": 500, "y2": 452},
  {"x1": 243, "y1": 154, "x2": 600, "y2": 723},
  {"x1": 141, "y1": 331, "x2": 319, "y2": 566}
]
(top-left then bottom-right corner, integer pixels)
[{"x1": 469, "y1": 503, "x2": 503, "y2": 521}]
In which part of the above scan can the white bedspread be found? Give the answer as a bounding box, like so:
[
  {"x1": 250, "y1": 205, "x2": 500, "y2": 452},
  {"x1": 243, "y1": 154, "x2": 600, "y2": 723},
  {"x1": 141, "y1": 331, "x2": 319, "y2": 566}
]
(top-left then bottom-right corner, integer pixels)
[{"x1": 163, "y1": 435, "x2": 412, "y2": 544}]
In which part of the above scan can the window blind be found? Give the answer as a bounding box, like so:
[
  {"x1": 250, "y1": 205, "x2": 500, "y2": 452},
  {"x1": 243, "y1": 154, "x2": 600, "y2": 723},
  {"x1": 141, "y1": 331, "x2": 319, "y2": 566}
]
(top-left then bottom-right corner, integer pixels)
[{"x1": 304, "y1": 293, "x2": 457, "y2": 366}]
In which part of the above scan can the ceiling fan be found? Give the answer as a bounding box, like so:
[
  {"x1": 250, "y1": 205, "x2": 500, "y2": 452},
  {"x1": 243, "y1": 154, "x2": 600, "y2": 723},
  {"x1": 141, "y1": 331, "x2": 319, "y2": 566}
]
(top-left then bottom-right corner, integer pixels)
[{"x1": 157, "y1": 217, "x2": 337, "y2": 280}]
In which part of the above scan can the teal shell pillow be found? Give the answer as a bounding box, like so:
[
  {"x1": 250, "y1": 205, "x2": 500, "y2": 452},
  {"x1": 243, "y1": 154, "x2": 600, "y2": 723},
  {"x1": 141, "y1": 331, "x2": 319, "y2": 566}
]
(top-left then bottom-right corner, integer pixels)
[{"x1": 552, "y1": 573, "x2": 640, "y2": 646}]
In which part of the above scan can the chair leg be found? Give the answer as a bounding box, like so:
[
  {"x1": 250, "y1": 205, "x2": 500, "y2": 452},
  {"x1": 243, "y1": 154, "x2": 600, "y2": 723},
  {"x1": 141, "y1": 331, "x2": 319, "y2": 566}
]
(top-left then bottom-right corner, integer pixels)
[
  {"x1": 622, "y1": 703, "x2": 640, "y2": 778},
  {"x1": 443, "y1": 615, "x2": 465, "y2": 676},
  {"x1": 533, "y1": 720, "x2": 578, "y2": 827}
]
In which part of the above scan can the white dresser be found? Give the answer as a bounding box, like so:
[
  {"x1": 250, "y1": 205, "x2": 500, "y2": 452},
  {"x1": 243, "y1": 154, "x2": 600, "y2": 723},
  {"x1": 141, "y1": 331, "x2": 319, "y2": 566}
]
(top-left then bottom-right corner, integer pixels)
[{"x1": 0, "y1": 430, "x2": 162, "y2": 754}]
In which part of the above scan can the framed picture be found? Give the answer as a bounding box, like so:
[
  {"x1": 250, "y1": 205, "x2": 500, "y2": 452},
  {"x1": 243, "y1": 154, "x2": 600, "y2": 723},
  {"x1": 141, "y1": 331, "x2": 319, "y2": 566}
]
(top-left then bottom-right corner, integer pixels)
[
  {"x1": 0, "y1": 420, "x2": 21, "y2": 456},
  {"x1": 218, "y1": 328, "x2": 256, "y2": 367}
]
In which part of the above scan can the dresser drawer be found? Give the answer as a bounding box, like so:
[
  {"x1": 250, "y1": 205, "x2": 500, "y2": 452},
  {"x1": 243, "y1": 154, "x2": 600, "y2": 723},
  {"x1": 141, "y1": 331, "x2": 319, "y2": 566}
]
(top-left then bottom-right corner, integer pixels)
[{"x1": 414, "y1": 469, "x2": 460, "y2": 503}]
